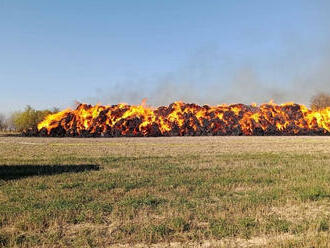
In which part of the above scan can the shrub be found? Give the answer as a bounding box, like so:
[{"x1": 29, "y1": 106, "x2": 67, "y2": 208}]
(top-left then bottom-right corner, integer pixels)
[{"x1": 11, "y1": 106, "x2": 58, "y2": 131}]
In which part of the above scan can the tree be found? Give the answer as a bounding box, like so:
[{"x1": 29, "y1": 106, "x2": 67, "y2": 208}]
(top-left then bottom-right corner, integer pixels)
[
  {"x1": 11, "y1": 106, "x2": 58, "y2": 132},
  {"x1": 310, "y1": 93, "x2": 330, "y2": 110},
  {"x1": 0, "y1": 114, "x2": 7, "y2": 131}
]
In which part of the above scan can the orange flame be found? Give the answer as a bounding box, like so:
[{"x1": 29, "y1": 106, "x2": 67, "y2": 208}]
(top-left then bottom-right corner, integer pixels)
[{"x1": 37, "y1": 101, "x2": 330, "y2": 136}]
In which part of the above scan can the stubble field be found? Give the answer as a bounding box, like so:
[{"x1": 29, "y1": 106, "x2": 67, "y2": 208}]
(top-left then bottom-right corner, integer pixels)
[{"x1": 0, "y1": 136, "x2": 329, "y2": 247}]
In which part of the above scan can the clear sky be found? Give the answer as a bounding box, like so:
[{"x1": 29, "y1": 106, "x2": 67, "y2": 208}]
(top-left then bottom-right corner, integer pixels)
[{"x1": 1, "y1": 0, "x2": 330, "y2": 114}]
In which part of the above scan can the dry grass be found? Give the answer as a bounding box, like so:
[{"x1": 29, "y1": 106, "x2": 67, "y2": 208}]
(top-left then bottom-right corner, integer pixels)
[{"x1": 0, "y1": 136, "x2": 330, "y2": 247}]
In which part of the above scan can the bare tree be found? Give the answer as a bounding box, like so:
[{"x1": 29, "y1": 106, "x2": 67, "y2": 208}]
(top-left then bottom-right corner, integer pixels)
[
  {"x1": 310, "y1": 93, "x2": 330, "y2": 110},
  {"x1": 0, "y1": 113, "x2": 7, "y2": 131}
]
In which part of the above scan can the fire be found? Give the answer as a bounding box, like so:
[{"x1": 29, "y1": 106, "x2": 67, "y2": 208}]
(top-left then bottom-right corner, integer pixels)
[{"x1": 34, "y1": 101, "x2": 330, "y2": 137}]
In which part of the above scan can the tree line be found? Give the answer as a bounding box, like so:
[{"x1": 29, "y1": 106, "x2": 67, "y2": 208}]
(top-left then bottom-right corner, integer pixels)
[{"x1": 0, "y1": 93, "x2": 329, "y2": 132}]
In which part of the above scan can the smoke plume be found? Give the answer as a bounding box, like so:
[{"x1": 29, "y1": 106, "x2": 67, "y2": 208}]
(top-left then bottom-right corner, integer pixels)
[{"x1": 86, "y1": 42, "x2": 330, "y2": 108}]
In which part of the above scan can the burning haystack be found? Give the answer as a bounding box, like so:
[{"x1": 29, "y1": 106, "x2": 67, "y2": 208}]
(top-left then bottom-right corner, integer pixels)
[{"x1": 24, "y1": 101, "x2": 330, "y2": 137}]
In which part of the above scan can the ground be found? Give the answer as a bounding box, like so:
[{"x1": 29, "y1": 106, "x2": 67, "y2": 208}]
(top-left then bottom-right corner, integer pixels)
[{"x1": 0, "y1": 136, "x2": 329, "y2": 247}]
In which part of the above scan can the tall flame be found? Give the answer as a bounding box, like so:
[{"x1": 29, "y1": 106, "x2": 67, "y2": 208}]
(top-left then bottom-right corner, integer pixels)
[{"x1": 36, "y1": 101, "x2": 330, "y2": 137}]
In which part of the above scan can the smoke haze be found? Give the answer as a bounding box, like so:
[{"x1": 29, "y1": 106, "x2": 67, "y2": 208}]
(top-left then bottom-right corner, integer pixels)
[{"x1": 86, "y1": 42, "x2": 330, "y2": 108}]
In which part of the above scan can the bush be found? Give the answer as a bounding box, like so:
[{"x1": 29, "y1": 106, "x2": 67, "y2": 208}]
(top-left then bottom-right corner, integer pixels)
[
  {"x1": 11, "y1": 106, "x2": 58, "y2": 132},
  {"x1": 310, "y1": 93, "x2": 330, "y2": 110}
]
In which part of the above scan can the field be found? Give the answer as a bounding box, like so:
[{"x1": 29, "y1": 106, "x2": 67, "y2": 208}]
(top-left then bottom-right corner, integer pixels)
[{"x1": 0, "y1": 136, "x2": 330, "y2": 247}]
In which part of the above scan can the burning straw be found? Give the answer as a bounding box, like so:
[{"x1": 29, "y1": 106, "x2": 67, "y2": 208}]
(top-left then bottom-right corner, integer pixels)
[{"x1": 24, "y1": 101, "x2": 330, "y2": 137}]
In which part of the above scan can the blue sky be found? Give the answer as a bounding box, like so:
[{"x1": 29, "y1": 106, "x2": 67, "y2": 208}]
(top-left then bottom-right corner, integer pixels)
[{"x1": 1, "y1": 0, "x2": 330, "y2": 114}]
